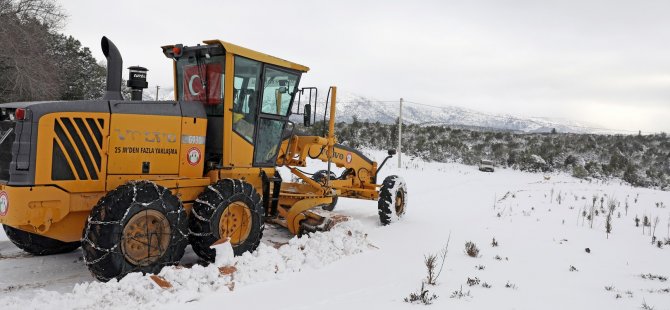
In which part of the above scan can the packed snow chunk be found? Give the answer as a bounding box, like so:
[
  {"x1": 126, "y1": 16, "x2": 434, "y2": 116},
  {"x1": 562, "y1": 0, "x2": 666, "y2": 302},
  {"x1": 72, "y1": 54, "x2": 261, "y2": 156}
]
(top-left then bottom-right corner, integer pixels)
[{"x1": 211, "y1": 238, "x2": 235, "y2": 267}]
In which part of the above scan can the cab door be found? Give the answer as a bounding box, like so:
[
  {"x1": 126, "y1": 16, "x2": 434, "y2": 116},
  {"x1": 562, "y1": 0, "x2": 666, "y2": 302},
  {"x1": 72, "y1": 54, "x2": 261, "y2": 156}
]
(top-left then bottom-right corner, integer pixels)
[{"x1": 252, "y1": 66, "x2": 301, "y2": 166}]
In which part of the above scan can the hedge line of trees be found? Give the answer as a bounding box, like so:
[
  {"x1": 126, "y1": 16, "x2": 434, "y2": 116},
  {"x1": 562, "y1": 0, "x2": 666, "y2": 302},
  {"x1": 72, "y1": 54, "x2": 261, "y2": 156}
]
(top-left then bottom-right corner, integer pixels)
[
  {"x1": 301, "y1": 118, "x2": 670, "y2": 190},
  {"x1": 0, "y1": 0, "x2": 106, "y2": 104}
]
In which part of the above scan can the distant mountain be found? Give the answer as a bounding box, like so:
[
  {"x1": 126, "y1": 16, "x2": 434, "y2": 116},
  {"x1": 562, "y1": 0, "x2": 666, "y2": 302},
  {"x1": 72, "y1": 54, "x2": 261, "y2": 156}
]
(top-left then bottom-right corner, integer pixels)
[
  {"x1": 293, "y1": 91, "x2": 613, "y2": 134},
  {"x1": 148, "y1": 88, "x2": 611, "y2": 134},
  {"x1": 142, "y1": 86, "x2": 175, "y2": 101}
]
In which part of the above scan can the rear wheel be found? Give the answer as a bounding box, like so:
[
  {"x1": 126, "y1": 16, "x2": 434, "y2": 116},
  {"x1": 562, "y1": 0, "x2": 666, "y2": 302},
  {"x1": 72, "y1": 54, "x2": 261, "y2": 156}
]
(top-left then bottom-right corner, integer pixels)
[
  {"x1": 312, "y1": 170, "x2": 338, "y2": 211},
  {"x1": 377, "y1": 175, "x2": 407, "y2": 225},
  {"x1": 189, "y1": 179, "x2": 264, "y2": 263},
  {"x1": 2, "y1": 225, "x2": 80, "y2": 255},
  {"x1": 82, "y1": 181, "x2": 188, "y2": 281}
]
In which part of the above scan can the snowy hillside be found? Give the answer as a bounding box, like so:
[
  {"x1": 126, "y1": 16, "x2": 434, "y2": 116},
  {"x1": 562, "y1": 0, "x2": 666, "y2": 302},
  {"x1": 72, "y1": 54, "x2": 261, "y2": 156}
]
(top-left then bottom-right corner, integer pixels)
[
  {"x1": 1, "y1": 151, "x2": 669, "y2": 309},
  {"x1": 139, "y1": 87, "x2": 606, "y2": 134},
  {"x1": 295, "y1": 91, "x2": 612, "y2": 134},
  {"x1": 141, "y1": 86, "x2": 175, "y2": 101}
]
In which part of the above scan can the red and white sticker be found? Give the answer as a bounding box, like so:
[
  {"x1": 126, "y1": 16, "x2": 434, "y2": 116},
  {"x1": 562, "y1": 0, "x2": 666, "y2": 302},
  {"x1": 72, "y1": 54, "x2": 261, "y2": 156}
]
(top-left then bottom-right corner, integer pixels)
[
  {"x1": 346, "y1": 153, "x2": 353, "y2": 163},
  {"x1": 0, "y1": 191, "x2": 8, "y2": 216},
  {"x1": 187, "y1": 147, "x2": 201, "y2": 166}
]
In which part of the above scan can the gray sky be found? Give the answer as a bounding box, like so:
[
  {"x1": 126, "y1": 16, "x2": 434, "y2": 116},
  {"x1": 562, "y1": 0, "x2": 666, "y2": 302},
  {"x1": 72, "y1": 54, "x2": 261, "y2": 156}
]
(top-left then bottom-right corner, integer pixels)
[{"x1": 60, "y1": 0, "x2": 670, "y2": 133}]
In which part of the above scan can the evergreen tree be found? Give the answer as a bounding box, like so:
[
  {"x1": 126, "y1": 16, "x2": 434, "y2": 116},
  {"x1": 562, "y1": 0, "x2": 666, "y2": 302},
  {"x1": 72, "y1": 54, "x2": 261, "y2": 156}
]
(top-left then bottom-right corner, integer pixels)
[{"x1": 0, "y1": 0, "x2": 106, "y2": 103}]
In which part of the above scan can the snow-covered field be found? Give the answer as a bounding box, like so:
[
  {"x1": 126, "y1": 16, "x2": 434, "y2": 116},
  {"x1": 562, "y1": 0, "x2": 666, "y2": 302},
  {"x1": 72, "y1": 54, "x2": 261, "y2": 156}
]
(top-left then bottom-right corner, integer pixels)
[{"x1": 1, "y1": 150, "x2": 669, "y2": 309}]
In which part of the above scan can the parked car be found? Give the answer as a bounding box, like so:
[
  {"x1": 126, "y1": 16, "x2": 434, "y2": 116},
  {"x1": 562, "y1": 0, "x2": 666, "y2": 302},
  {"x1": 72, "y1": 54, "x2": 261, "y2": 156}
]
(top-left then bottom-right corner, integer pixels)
[{"x1": 479, "y1": 159, "x2": 495, "y2": 172}]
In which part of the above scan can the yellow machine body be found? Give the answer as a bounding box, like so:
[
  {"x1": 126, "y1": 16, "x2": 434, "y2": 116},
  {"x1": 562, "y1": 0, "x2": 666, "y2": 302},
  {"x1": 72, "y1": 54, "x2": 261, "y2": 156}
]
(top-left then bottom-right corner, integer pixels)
[{"x1": 0, "y1": 39, "x2": 384, "y2": 242}]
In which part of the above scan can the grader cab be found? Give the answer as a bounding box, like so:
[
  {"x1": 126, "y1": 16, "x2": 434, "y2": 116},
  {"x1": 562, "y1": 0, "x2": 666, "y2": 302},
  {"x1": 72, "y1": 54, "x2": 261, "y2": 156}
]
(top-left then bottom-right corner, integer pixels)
[{"x1": 0, "y1": 37, "x2": 407, "y2": 281}]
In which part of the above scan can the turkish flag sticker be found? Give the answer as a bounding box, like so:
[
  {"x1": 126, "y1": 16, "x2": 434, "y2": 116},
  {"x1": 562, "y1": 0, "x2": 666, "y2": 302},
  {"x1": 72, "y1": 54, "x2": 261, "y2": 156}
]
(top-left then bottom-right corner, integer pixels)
[{"x1": 182, "y1": 63, "x2": 222, "y2": 105}]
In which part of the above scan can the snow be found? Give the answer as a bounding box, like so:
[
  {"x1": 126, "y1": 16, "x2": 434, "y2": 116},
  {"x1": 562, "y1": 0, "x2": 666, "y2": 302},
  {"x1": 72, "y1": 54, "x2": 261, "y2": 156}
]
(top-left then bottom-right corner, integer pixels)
[
  {"x1": 211, "y1": 240, "x2": 235, "y2": 266},
  {"x1": 1, "y1": 149, "x2": 670, "y2": 309}
]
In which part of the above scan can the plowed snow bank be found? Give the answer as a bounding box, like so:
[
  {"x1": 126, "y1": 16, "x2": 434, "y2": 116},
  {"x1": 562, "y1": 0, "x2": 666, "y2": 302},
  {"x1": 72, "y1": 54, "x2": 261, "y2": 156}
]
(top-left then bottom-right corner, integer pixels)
[{"x1": 0, "y1": 221, "x2": 372, "y2": 309}]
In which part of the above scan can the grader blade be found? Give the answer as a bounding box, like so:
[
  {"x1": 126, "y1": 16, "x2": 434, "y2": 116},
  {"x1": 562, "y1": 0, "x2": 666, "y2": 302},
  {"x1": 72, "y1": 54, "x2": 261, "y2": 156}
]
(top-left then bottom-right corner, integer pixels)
[
  {"x1": 299, "y1": 209, "x2": 350, "y2": 234},
  {"x1": 276, "y1": 197, "x2": 351, "y2": 235}
]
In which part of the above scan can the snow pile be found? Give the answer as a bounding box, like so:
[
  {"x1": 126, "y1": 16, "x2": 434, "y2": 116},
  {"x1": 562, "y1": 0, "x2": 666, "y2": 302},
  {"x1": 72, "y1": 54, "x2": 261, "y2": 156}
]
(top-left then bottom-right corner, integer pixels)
[{"x1": 0, "y1": 221, "x2": 372, "y2": 310}]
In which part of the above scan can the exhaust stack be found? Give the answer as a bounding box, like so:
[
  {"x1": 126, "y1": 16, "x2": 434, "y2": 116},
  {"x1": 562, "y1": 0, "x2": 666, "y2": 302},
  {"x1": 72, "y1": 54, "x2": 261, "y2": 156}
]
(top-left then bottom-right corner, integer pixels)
[{"x1": 101, "y1": 36, "x2": 123, "y2": 100}]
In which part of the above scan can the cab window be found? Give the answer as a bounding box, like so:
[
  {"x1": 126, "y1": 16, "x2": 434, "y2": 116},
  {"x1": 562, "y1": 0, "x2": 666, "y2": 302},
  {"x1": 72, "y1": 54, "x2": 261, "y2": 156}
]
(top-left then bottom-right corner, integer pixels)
[
  {"x1": 261, "y1": 67, "x2": 299, "y2": 116},
  {"x1": 175, "y1": 54, "x2": 225, "y2": 116},
  {"x1": 232, "y1": 56, "x2": 261, "y2": 142}
]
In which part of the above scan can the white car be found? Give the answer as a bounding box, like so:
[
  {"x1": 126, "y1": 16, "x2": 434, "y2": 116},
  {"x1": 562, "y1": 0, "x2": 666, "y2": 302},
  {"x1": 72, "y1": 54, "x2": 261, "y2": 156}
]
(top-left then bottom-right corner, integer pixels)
[{"x1": 479, "y1": 160, "x2": 495, "y2": 172}]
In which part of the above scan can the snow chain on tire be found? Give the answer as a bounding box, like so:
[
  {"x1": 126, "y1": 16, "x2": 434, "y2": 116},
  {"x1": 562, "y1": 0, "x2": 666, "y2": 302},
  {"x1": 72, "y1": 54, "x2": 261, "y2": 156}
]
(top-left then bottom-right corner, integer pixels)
[
  {"x1": 2, "y1": 225, "x2": 80, "y2": 256},
  {"x1": 189, "y1": 179, "x2": 264, "y2": 263},
  {"x1": 377, "y1": 175, "x2": 408, "y2": 225},
  {"x1": 81, "y1": 180, "x2": 189, "y2": 282}
]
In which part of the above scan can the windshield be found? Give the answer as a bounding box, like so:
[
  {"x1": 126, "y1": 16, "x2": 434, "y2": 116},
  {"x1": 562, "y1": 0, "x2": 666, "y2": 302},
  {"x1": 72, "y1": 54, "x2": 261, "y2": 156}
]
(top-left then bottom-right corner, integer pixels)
[
  {"x1": 261, "y1": 67, "x2": 299, "y2": 116},
  {"x1": 175, "y1": 54, "x2": 225, "y2": 115}
]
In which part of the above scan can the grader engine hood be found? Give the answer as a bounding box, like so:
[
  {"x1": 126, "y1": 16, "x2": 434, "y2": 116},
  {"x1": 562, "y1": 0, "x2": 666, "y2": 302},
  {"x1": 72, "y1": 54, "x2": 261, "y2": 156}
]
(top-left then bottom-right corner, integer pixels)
[
  {"x1": 0, "y1": 99, "x2": 206, "y2": 187},
  {"x1": 0, "y1": 100, "x2": 110, "y2": 186}
]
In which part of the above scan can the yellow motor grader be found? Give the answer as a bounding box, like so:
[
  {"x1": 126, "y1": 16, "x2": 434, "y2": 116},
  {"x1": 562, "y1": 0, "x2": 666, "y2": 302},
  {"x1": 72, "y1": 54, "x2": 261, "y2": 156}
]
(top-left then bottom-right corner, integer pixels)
[{"x1": 0, "y1": 37, "x2": 407, "y2": 281}]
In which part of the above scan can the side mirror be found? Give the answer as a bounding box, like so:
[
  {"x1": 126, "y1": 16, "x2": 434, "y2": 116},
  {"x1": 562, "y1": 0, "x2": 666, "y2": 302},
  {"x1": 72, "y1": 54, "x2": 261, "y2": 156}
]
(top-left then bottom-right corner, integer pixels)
[
  {"x1": 303, "y1": 103, "x2": 311, "y2": 126},
  {"x1": 387, "y1": 149, "x2": 397, "y2": 156}
]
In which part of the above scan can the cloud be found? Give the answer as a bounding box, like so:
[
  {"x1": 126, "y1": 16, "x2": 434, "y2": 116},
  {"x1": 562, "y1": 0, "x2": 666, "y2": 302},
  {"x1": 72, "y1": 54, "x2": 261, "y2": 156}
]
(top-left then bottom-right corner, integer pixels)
[{"x1": 60, "y1": 0, "x2": 670, "y2": 132}]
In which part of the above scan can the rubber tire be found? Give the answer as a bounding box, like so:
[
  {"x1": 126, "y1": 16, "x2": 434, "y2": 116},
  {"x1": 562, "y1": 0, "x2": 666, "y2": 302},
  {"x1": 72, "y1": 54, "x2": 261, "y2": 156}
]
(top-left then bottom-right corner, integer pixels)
[
  {"x1": 312, "y1": 170, "x2": 338, "y2": 211},
  {"x1": 82, "y1": 181, "x2": 188, "y2": 282},
  {"x1": 378, "y1": 175, "x2": 408, "y2": 225},
  {"x1": 2, "y1": 225, "x2": 80, "y2": 255},
  {"x1": 189, "y1": 179, "x2": 264, "y2": 263}
]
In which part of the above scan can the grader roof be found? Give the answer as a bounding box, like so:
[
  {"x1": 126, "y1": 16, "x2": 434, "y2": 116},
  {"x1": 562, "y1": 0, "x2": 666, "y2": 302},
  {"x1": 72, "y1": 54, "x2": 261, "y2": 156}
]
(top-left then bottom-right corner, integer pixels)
[
  {"x1": 205, "y1": 40, "x2": 309, "y2": 72},
  {"x1": 164, "y1": 39, "x2": 310, "y2": 72}
]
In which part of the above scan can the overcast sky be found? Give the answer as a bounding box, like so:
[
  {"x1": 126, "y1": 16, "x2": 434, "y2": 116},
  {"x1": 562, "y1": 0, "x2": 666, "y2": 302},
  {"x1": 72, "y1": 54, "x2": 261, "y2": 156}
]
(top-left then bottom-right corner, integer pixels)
[{"x1": 60, "y1": 0, "x2": 670, "y2": 133}]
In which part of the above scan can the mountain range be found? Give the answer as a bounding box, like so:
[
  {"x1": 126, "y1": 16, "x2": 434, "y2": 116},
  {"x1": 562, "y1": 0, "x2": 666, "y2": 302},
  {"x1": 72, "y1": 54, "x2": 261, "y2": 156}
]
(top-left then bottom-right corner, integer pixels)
[
  {"x1": 149, "y1": 88, "x2": 612, "y2": 134},
  {"x1": 295, "y1": 91, "x2": 613, "y2": 134}
]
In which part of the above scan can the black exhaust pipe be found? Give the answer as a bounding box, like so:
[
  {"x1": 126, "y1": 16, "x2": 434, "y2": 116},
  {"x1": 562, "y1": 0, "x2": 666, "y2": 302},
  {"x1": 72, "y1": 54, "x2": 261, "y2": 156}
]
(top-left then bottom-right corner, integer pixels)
[{"x1": 101, "y1": 36, "x2": 123, "y2": 100}]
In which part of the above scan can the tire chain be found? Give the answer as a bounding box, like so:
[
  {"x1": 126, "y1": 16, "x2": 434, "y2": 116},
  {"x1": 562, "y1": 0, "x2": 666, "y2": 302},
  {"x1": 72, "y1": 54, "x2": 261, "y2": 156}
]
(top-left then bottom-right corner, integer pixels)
[
  {"x1": 81, "y1": 180, "x2": 188, "y2": 281},
  {"x1": 189, "y1": 178, "x2": 264, "y2": 261}
]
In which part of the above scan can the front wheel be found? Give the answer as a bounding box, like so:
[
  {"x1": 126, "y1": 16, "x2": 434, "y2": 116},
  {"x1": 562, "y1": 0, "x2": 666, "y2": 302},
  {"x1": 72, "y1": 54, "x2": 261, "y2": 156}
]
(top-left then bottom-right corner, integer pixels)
[
  {"x1": 377, "y1": 175, "x2": 407, "y2": 225},
  {"x1": 82, "y1": 181, "x2": 189, "y2": 281},
  {"x1": 189, "y1": 179, "x2": 264, "y2": 263}
]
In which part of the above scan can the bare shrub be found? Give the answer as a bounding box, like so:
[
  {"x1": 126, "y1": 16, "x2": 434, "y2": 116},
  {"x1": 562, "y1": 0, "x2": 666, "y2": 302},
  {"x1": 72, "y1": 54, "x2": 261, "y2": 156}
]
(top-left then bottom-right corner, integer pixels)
[
  {"x1": 640, "y1": 273, "x2": 668, "y2": 282},
  {"x1": 652, "y1": 217, "x2": 660, "y2": 244},
  {"x1": 606, "y1": 212, "x2": 612, "y2": 239},
  {"x1": 504, "y1": 281, "x2": 517, "y2": 289},
  {"x1": 424, "y1": 235, "x2": 450, "y2": 285},
  {"x1": 404, "y1": 282, "x2": 438, "y2": 305},
  {"x1": 466, "y1": 277, "x2": 480, "y2": 286},
  {"x1": 404, "y1": 234, "x2": 451, "y2": 304},
  {"x1": 450, "y1": 285, "x2": 471, "y2": 299},
  {"x1": 641, "y1": 299, "x2": 655, "y2": 310},
  {"x1": 465, "y1": 241, "x2": 480, "y2": 258}
]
